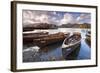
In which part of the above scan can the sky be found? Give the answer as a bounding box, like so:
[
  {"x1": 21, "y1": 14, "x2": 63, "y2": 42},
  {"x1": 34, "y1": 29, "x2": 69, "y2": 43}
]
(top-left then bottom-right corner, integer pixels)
[{"x1": 22, "y1": 10, "x2": 91, "y2": 26}]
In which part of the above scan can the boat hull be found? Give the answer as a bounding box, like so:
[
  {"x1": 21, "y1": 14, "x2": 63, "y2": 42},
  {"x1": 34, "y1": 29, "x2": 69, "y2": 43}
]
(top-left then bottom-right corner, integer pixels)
[
  {"x1": 23, "y1": 32, "x2": 49, "y2": 44},
  {"x1": 62, "y1": 40, "x2": 81, "y2": 58},
  {"x1": 33, "y1": 32, "x2": 69, "y2": 47},
  {"x1": 62, "y1": 42, "x2": 81, "y2": 60},
  {"x1": 61, "y1": 32, "x2": 81, "y2": 59}
]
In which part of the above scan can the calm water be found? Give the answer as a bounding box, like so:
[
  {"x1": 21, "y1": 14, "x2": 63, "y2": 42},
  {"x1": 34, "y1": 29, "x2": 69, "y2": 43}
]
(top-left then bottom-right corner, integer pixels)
[{"x1": 23, "y1": 28, "x2": 91, "y2": 62}]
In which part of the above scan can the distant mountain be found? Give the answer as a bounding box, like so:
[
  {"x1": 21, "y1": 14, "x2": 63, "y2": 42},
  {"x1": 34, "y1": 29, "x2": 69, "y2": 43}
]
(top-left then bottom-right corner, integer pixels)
[
  {"x1": 23, "y1": 23, "x2": 58, "y2": 31},
  {"x1": 23, "y1": 23, "x2": 91, "y2": 31},
  {"x1": 58, "y1": 23, "x2": 91, "y2": 28}
]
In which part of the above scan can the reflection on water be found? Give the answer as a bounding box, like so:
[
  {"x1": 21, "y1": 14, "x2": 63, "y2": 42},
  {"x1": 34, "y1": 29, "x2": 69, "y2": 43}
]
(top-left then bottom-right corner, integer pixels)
[
  {"x1": 77, "y1": 39, "x2": 91, "y2": 59},
  {"x1": 23, "y1": 28, "x2": 91, "y2": 62}
]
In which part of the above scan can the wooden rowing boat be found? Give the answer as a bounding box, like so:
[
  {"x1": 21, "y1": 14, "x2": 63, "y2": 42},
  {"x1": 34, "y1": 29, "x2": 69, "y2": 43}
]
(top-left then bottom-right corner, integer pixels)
[
  {"x1": 23, "y1": 31, "x2": 49, "y2": 44},
  {"x1": 61, "y1": 32, "x2": 81, "y2": 56},
  {"x1": 33, "y1": 32, "x2": 70, "y2": 47}
]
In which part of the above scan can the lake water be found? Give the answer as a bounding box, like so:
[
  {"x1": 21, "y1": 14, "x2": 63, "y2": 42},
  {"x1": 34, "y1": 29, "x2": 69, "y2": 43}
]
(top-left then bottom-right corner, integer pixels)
[{"x1": 23, "y1": 28, "x2": 91, "y2": 62}]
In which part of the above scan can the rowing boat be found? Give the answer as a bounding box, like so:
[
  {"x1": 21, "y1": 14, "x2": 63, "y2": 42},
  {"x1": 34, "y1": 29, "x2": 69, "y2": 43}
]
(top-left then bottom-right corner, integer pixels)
[{"x1": 61, "y1": 32, "x2": 81, "y2": 57}]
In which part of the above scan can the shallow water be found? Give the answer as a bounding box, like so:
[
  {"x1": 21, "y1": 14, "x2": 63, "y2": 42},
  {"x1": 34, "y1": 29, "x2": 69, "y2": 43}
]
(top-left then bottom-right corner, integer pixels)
[{"x1": 23, "y1": 28, "x2": 91, "y2": 62}]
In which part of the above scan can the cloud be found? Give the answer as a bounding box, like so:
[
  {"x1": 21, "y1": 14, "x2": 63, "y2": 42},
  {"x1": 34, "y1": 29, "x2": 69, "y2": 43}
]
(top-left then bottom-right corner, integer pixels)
[
  {"x1": 23, "y1": 10, "x2": 51, "y2": 25},
  {"x1": 23, "y1": 10, "x2": 91, "y2": 26},
  {"x1": 60, "y1": 13, "x2": 76, "y2": 25},
  {"x1": 23, "y1": 10, "x2": 60, "y2": 25},
  {"x1": 53, "y1": 12, "x2": 57, "y2": 15},
  {"x1": 76, "y1": 14, "x2": 91, "y2": 24},
  {"x1": 39, "y1": 14, "x2": 50, "y2": 23}
]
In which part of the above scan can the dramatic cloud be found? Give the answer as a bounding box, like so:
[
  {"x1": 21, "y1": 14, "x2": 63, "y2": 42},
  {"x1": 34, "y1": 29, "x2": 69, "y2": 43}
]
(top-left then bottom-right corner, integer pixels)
[
  {"x1": 23, "y1": 10, "x2": 56, "y2": 25},
  {"x1": 60, "y1": 13, "x2": 76, "y2": 25},
  {"x1": 76, "y1": 13, "x2": 91, "y2": 24},
  {"x1": 23, "y1": 11, "x2": 37, "y2": 24},
  {"x1": 23, "y1": 10, "x2": 91, "y2": 26}
]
